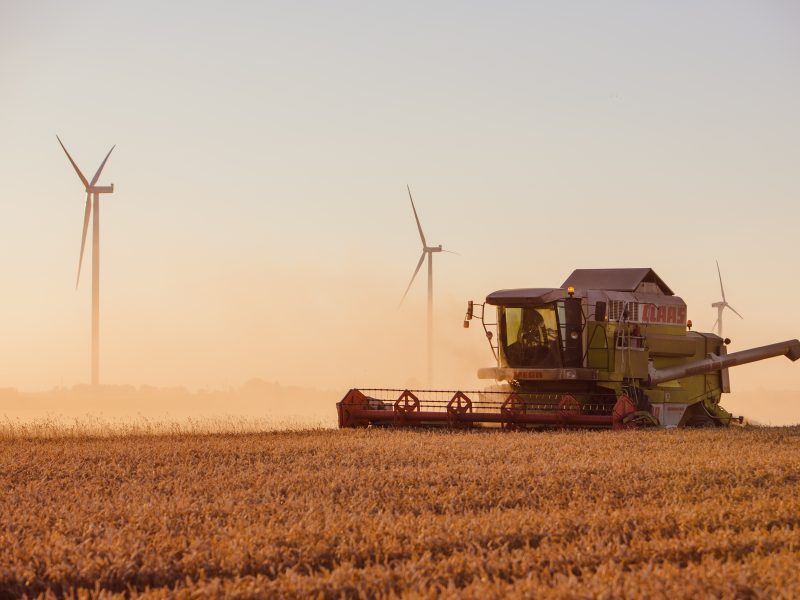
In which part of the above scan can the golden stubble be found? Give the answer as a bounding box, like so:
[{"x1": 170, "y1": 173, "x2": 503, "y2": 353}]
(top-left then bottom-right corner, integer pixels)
[{"x1": 1, "y1": 426, "x2": 799, "y2": 597}]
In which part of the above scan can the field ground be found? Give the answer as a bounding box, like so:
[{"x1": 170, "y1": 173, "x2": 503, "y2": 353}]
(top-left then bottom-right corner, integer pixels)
[{"x1": 1, "y1": 426, "x2": 799, "y2": 598}]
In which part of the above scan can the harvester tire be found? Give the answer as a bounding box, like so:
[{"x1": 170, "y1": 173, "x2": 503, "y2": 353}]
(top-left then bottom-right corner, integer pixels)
[{"x1": 621, "y1": 411, "x2": 659, "y2": 428}]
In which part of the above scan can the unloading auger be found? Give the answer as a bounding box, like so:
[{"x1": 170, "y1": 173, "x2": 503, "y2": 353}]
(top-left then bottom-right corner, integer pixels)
[{"x1": 338, "y1": 268, "x2": 799, "y2": 429}]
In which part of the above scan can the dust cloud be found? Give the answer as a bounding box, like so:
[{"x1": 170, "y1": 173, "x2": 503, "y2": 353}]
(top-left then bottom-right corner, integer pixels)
[
  {"x1": 0, "y1": 260, "x2": 490, "y2": 426},
  {"x1": 1, "y1": 260, "x2": 798, "y2": 427}
]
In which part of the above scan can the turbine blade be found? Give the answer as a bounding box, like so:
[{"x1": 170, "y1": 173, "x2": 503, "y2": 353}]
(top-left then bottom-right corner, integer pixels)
[
  {"x1": 711, "y1": 317, "x2": 719, "y2": 332},
  {"x1": 716, "y1": 260, "x2": 726, "y2": 302},
  {"x1": 441, "y1": 248, "x2": 460, "y2": 256},
  {"x1": 76, "y1": 194, "x2": 91, "y2": 289},
  {"x1": 398, "y1": 251, "x2": 426, "y2": 307},
  {"x1": 89, "y1": 144, "x2": 116, "y2": 187},
  {"x1": 407, "y1": 185, "x2": 427, "y2": 248},
  {"x1": 57, "y1": 136, "x2": 89, "y2": 189},
  {"x1": 726, "y1": 304, "x2": 744, "y2": 320}
]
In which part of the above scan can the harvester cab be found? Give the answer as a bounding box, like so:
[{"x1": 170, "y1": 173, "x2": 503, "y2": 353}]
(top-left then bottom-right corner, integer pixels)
[
  {"x1": 338, "y1": 268, "x2": 799, "y2": 429},
  {"x1": 474, "y1": 269, "x2": 686, "y2": 383}
]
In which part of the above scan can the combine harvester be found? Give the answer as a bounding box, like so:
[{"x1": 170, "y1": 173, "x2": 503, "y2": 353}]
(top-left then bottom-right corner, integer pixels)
[{"x1": 338, "y1": 268, "x2": 799, "y2": 429}]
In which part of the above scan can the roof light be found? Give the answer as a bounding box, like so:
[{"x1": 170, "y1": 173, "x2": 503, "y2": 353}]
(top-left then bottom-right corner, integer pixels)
[{"x1": 567, "y1": 286, "x2": 575, "y2": 297}]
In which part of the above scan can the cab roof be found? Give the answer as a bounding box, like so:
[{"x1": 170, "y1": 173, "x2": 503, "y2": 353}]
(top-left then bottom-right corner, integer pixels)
[{"x1": 486, "y1": 288, "x2": 566, "y2": 306}]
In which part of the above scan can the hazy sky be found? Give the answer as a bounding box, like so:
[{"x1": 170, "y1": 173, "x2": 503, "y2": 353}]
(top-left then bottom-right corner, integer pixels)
[{"x1": 1, "y1": 2, "x2": 799, "y2": 418}]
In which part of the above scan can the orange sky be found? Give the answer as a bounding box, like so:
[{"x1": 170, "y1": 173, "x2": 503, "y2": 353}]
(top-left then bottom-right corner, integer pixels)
[{"x1": 1, "y1": 2, "x2": 799, "y2": 424}]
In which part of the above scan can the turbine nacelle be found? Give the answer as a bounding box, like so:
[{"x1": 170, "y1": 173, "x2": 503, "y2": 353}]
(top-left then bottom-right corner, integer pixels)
[
  {"x1": 399, "y1": 186, "x2": 452, "y2": 309},
  {"x1": 711, "y1": 261, "x2": 743, "y2": 337},
  {"x1": 57, "y1": 135, "x2": 116, "y2": 194},
  {"x1": 57, "y1": 136, "x2": 116, "y2": 290}
]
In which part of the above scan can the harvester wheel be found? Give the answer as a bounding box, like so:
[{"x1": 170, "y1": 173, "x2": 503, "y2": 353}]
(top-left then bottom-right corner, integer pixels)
[
  {"x1": 501, "y1": 393, "x2": 527, "y2": 430},
  {"x1": 621, "y1": 411, "x2": 659, "y2": 428},
  {"x1": 446, "y1": 392, "x2": 473, "y2": 428},
  {"x1": 559, "y1": 394, "x2": 580, "y2": 417},
  {"x1": 682, "y1": 407, "x2": 722, "y2": 428},
  {"x1": 447, "y1": 392, "x2": 473, "y2": 416},
  {"x1": 394, "y1": 390, "x2": 420, "y2": 414},
  {"x1": 685, "y1": 416, "x2": 719, "y2": 428}
]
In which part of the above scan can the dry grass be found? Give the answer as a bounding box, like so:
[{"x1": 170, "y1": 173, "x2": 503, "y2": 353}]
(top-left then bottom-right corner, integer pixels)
[
  {"x1": 0, "y1": 415, "x2": 330, "y2": 440},
  {"x1": 1, "y1": 426, "x2": 799, "y2": 598}
]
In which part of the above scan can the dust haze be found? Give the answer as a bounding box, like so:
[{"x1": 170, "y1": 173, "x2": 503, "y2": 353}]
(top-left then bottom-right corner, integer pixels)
[
  {"x1": 0, "y1": 258, "x2": 493, "y2": 425},
  {"x1": 2, "y1": 257, "x2": 799, "y2": 426}
]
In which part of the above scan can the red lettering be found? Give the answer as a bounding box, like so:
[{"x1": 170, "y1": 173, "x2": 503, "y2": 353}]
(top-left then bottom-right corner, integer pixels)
[
  {"x1": 667, "y1": 305, "x2": 677, "y2": 324},
  {"x1": 677, "y1": 306, "x2": 687, "y2": 325},
  {"x1": 643, "y1": 304, "x2": 653, "y2": 322},
  {"x1": 657, "y1": 306, "x2": 667, "y2": 322}
]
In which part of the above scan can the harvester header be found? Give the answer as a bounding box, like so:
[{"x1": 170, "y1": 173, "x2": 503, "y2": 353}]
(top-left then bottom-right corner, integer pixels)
[{"x1": 338, "y1": 268, "x2": 799, "y2": 429}]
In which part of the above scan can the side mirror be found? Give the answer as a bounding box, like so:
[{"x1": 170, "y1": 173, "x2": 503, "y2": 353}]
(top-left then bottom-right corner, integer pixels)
[
  {"x1": 463, "y1": 301, "x2": 474, "y2": 328},
  {"x1": 595, "y1": 301, "x2": 607, "y2": 322}
]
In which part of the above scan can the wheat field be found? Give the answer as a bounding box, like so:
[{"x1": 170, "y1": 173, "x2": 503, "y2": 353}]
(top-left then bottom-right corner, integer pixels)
[{"x1": 1, "y1": 426, "x2": 799, "y2": 598}]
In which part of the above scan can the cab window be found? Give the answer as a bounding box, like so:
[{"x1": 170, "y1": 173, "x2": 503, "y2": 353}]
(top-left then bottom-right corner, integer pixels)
[{"x1": 500, "y1": 305, "x2": 561, "y2": 368}]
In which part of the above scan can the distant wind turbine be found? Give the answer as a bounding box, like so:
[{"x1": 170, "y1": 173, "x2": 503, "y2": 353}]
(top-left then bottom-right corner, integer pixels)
[
  {"x1": 399, "y1": 185, "x2": 454, "y2": 386},
  {"x1": 711, "y1": 260, "x2": 743, "y2": 338},
  {"x1": 57, "y1": 136, "x2": 116, "y2": 386}
]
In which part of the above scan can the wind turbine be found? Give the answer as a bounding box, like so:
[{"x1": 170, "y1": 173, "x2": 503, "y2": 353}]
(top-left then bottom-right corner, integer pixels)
[
  {"x1": 399, "y1": 185, "x2": 453, "y2": 386},
  {"x1": 57, "y1": 136, "x2": 116, "y2": 386},
  {"x1": 711, "y1": 260, "x2": 743, "y2": 338}
]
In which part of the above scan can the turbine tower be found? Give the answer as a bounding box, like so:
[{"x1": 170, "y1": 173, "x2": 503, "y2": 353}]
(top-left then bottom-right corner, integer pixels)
[
  {"x1": 711, "y1": 260, "x2": 743, "y2": 338},
  {"x1": 57, "y1": 136, "x2": 116, "y2": 386},
  {"x1": 399, "y1": 185, "x2": 452, "y2": 386}
]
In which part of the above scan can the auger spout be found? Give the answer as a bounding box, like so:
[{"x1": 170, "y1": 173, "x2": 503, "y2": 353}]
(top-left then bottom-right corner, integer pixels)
[{"x1": 647, "y1": 339, "x2": 800, "y2": 386}]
